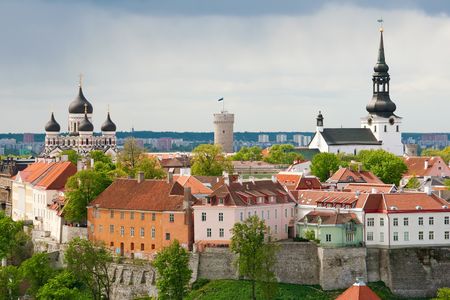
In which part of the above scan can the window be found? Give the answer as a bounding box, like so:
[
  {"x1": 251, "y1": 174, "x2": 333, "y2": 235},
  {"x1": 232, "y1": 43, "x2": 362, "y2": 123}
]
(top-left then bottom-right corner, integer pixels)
[
  {"x1": 445, "y1": 216, "x2": 449, "y2": 225},
  {"x1": 418, "y1": 231, "x2": 423, "y2": 240},
  {"x1": 380, "y1": 218, "x2": 384, "y2": 226},
  {"x1": 130, "y1": 227, "x2": 135, "y2": 237},
  {"x1": 267, "y1": 210, "x2": 270, "y2": 219},
  {"x1": 380, "y1": 232, "x2": 384, "y2": 242},
  {"x1": 374, "y1": 125, "x2": 377, "y2": 132},
  {"x1": 275, "y1": 225, "x2": 278, "y2": 234},
  {"x1": 165, "y1": 233, "x2": 171, "y2": 240},
  {"x1": 393, "y1": 232, "x2": 398, "y2": 241},
  {"x1": 396, "y1": 125, "x2": 399, "y2": 132},
  {"x1": 367, "y1": 218, "x2": 375, "y2": 227},
  {"x1": 248, "y1": 212, "x2": 251, "y2": 218},
  {"x1": 429, "y1": 217, "x2": 434, "y2": 225},
  {"x1": 326, "y1": 234, "x2": 331, "y2": 242},
  {"x1": 393, "y1": 218, "x2": 398, "y2": 226},
  {"x1": 445, "y1": 231, "x2": 449, "y2": 240},
  {"x1": 130, "y1": 243, "x2": 134, "y2": 251},
  {"x1": 240, "y1": 212, "x2": 243, "y2": 221},
  {"x1": 140, "y1": 227, "x2": 145, "y2": 237},
  {"x1": 285, "y1": 209, "x2": 288, "y2": 218},
  {"x1": 141, "y1": 213, "x2": 145, "y2": 221},
  {"x1": 418, "y1": 217, "x2": 423, "y2": 226},
  {"x1": 94, "y1": 209, "x2": 99, "y2": 218},
  {"x1": 291, "y1": 208, "x2": 294, "y2": 217},
  {"x1": 219, "y1": 228, "x2": 224, "y2": 237},
  {"x1": 367, "y1": 232, "x2": 374, "y2": 241},
  {"x1": 207, "y1": 228, "x2": 212, "y2": 237},
  {"x1": 261, "y1": 211, "x2": 264, "y2": 220},
  {"x1": 120, "y1": 226, "x2": 124, "y2": 237},
  {"x1": 169, "y1": 213, "x2": 174, "y2": 223},
  {"x1": 99, "y1": 225, "x2": 103, "y2": 233},
  {"x1": 110, "y1": 210, "x2": 114, "y2": 219},
  {"x1": 404, "y1": 218, "x2": 409, "y2": 226},
  {"x1": 152, "y1": 213, "x2": 156, "y2": 221},
  {"x1": 110, "y1": 242, "x2": 114, "y2": 247},
  {"x1": 110, "y1": 225, "x2": 114, "y2": 234},
  {"x1": 275, "y1": 209, "x2": 278, "y2": 219},
  {"x1": 151, "y1": 227, "x2": 155, "y2": 239},
  {"x1": 404, "y1": 232, "x2": 409, "y2": 241},
  {"x1": 120, "y1": 211, "x2": 124, "y2": 220},
  {"x1": 219, "y1": 198, "x2": 224, "y2": 205},
  {"x1": 285, "y1": 224, "x2": 288, "y2": 233},
  {"x1": 429, "y1": 231, "x2": 434, "y2": 240},
  {"x1": 130, "y1": 212, "x2": 134, "y2": 220},
  {"x1": 384, "y1": 125, "x2": 387, "y2": 132},
  {"x1": 219, "y1": 212, "x2": 223, "y2": 222},
  {"x1": 140, "y1": 243, "x2": 144, "y2": 251},
  {"x1": 202, "y1": 212, "x2": 206, "y2": 222},
  {"x1": 90, "y1": 224, "x2": 94, "y2": 233},
  {"x1": 346, "y1": 232, "x2": 354, "y2": 242}
]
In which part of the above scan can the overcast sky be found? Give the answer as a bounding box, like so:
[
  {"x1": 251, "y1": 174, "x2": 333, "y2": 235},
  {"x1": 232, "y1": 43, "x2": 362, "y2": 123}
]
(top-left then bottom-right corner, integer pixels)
[{"x1": 1, "y1": 0, "x2": 450, "y2": 133}]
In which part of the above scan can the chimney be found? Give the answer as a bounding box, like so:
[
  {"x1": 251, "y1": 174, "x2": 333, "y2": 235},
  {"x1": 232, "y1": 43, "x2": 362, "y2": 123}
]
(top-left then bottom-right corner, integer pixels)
[
  {"x1": 371, "y1": 188, "x2": 378, "y2": 194},
  {"x1": 183, "y1": 187, "x2": 191, "y2": 211},
  {"x1": 167, "y1": 170, "x2": 173, "y2": 184},
  {"x1": 137, "y1": 171, "x2": 145, "y2": 183},
  {"x1": 271, "y1": 175, "x2": 277, "y2": 183},
  {"x1": 249, "y1": 176, "x2": 255, "y2": 184},
  {"x1": 238, "y1": 175, "x2": 243, "y2": 185},
  {"x1": 424, "y1": 160, "x2": 429, "y2": 170},
  {"x1": 424, "y1": 186, "x2": 432, "y2": 196},
  {"x1": 61, "y1": 155, "x2": 68, "y2": 162},
  {"x1": 354, "y1": 277, "x2": 366, "y2": 286}
]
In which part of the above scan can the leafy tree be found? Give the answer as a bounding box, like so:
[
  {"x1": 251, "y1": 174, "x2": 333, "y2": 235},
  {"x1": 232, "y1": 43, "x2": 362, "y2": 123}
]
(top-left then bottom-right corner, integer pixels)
[
  {"x1": 0, "y1": 212, "x2": 23, "y2": 263},
  {"x1": 64, "y1": 170, "x2": 112, "y2": 223},
  {"x1": 405, "y1": 176, "x2": 421, "y2": 189},
  {"x1": 191, "y1": 144, "x2": 233, "y2": 176},
  {"x1": 136, "y1": 156, "x2": 166, "y2": 179},
  {"x1": 153, "y1": 240, "x2": 192, "y2": 300},
  {"x1": 7, "y1": 230, "x2": 33, "y2": 266},
  {"x1": 37, "y1": 270, "x2": 90, "y2": 300},
  {"x1": 304, "y1": 230, "x2": 316, "y2": 241},
  {"x1": 233, "y1": 146, "x2": 263, "y2": 161},
  {"x1": 230, "y1": 215, "x2": 278, "y2": 300},
  {"x1": 433, "y1": 287, "x2": 450, "y2": 300},
  {"x1": 0, "y1": 265, "x2": 22, "y2": 299},
  {"x1": 65, "y1": 238, "x2": 113, "y2": 300},
  {"x1": 90, "y1": 150, "x2": 113, "y2": 165},
  {"x1": 446, "y1": 179, "x2": 450, "y2": 191},
  {"x1": 357, "y1": 149, "x2": 407, "y2": 185},
  {"x1": 117, "y1": 137, "x2": 145, "y2": 177},
  {"x1": 263, "y1": 144, "x2": 303, "y2": 165},
  {"x1": 421, "y1": 146, "x2": 450, "y2": 164},
  {"x1": 60, "y1": 150, "x2": 81, "y2": 165},
  {"x1": 20, "y1": 253, "x2": 56, "y2": 296},
  {"x1": 310, "y1": 153, "x2": 342, "y2": 182}
]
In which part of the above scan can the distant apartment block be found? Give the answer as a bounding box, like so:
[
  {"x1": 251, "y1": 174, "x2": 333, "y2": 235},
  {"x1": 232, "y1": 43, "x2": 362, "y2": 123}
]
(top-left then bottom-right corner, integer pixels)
[{"x1": 258, "y1": 134, "x2": 270, "y2": 143}]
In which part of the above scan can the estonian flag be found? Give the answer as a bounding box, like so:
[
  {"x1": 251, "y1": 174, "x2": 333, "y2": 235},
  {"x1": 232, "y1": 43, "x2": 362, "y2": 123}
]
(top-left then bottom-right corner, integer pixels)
[{"x1": 218, "y1": 97, "x2": 224, "y2": 102}]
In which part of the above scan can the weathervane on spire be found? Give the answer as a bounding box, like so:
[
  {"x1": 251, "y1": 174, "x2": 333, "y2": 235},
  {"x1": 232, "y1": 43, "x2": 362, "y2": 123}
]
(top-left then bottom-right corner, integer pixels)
[
  {"x1": 79, "y1": 73, "x2": 83, "y2": 87},
  {"x1": 377, "y1": 18, "x2": 384, "y2": 32}
]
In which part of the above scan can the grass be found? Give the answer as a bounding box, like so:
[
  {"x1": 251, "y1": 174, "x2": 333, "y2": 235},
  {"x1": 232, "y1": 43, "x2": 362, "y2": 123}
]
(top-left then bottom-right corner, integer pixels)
[{"x1": 185, "y1": 279, "x2": 432, "y2": 300}]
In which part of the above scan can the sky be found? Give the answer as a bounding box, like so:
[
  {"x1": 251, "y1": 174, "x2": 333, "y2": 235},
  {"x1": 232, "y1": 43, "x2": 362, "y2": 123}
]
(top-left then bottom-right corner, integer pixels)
[{"x1": 1, "y1": 0, "x2": 450, "y2": 133}]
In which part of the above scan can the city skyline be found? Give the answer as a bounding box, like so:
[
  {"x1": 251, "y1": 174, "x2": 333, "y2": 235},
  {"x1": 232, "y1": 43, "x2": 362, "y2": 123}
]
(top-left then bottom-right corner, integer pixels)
[{"x1": 1, "y1": 1, "x2": 450, "y2": 133}]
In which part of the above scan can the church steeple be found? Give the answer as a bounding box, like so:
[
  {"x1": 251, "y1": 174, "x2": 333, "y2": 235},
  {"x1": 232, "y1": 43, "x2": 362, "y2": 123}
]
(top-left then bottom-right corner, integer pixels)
[{"x1": 366, "y1": 25, "x2": 397, "y2": 118}]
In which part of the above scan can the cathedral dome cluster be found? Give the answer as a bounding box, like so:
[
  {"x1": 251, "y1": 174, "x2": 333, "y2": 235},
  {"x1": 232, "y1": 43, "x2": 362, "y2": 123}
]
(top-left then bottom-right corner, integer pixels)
[{"x1": 42, "y1": 82, "x2": 117, "y2": 158}]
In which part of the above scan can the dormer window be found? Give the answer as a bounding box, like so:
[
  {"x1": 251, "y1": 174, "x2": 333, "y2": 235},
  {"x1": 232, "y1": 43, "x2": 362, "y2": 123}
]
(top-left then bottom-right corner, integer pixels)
[
  {"x1": 258, "y1": 197, "x2": 263, "y2": 203},
  {"x1": 219, "y1": 198, "x2": 224, "y2": 205},
  {"x1": 206, "y1": 198, "x2": 211, "y2": 204}
]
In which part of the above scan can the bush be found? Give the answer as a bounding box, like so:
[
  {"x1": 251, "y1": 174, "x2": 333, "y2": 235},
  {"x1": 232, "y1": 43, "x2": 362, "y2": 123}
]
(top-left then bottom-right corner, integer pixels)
[
  {"x1": 293, "y1": 236, "x2": 309, "y2": 242},
  {"x1": 192, "y1": 278, "x2": 210, "y2": 290},
  {"x1": 304, "y1": 230, "x2": 316, "y2": 241}
]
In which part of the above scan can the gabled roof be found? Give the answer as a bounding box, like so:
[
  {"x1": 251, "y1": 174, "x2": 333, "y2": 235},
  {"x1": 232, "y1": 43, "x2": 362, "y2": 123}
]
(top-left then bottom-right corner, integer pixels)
[
  {"x1": 336, "y1": 281, "x2": 381, "y2": 300},
  {"x1": 16, "y1": 162, "x2": 76, "y2": 190},
  {"x1": 174, "y1": 175, "x2": 214, "y2": 195},
  {"x1": 300, "y1": 211, "x2": 361, "y2": 225},
  {"x1": 294, "y1": 190, "x2": 369, "y2": 209},
  {"x1": 402, "y1": 156, "x2": 450, "y2": 177},
  {"x1": 89, "y1": 179, "x2": 189, "y2": 211},
  {"x1": 319, "y1": 128, "x2": 381, "y2": 145},
  {"x1": 363, "y1": 192, "x2": 449, "y2": 213},
  {"x1": 328, "y1": 168, "x2": 384, "y2": 185},
  {"x1": 276, "y1": 172, "x2": 322, "y2": 191}
]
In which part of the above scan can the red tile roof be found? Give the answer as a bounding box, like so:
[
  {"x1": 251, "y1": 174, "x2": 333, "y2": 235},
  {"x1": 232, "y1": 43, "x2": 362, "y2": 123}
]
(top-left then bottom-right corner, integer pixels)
[
  {"x1": 402, "y1": 156, "x2": 450, "y2": 177},
  {"x1": 364, "y1": 193, "x2": 449, "y2": 213},
  {"x1": 300, "y1": 211, "x2": 361, "y2": 225},
  {"x1": 343, "y1": 183, "x2": 395, "y2": 193},
  {"x1": 276, "y1": 173, "x2": 322, "y2": 191},
  {"x1": 328, "y1": 168, "x2": 383, "y2": 184},
  {"x1": 294, "y1": 190, "x2": 369, "y2": 209},
  {"x1": 174, "y1": 175, "x2": 214, "y2": 195},
  {"x1": 89, "y1": 179, "x2": 188, "y2": 211},
  {"x1": 336, "y1": 282, "x2": 381, "y2": 300},
  {"x1": 17, "y1": 162, "x2": 76, "y2": 190}
]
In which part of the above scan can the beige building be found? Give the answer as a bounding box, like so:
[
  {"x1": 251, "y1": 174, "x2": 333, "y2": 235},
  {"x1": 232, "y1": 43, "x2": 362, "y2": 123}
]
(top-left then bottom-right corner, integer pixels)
[{"x1": 213, "y1": 111, "x2": 234, "y2": 153}]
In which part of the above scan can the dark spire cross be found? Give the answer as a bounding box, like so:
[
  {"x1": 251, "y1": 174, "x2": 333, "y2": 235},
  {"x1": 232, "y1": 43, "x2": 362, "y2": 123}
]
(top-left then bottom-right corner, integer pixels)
[{"x1": 377, "y1": 18, "x2": 384, "y2": 32}]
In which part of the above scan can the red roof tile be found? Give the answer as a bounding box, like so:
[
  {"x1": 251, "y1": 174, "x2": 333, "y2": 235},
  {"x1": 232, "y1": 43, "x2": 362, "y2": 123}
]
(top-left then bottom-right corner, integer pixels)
[
  {"x1": 300, "y1": 211, "x2": 361, "y2": 225},
  {"x1": 174, "y1": 175, "x2": 214, "y2": 195},
  {"x1": 343, "y1": 183, "x2": 395, "y2": 193},
  {"x1": 17, "y1": 162, "x2": 76, "y2": 190},
  {"x1": 402, "y1": 156, "x2": 450, "y2": 177},
  {"x1": 328, "y1": 168, "x2": 383, "y2": 184},
  {"x1": 336, "y1": 282, "x2": 381, "y2": 300},
  {"x1": 276, "y1": 173, "x2": 322, "y2": 191},
  {"x1": 294, "y1": 190, "x2": 369, "y2": 209}
]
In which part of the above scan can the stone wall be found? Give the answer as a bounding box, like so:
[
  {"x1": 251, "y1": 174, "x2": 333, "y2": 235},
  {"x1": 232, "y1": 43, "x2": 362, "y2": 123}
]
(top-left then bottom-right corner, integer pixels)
[
  {"x1": 197, "y1": 247, "x2": 238, "y2": 280},
  {"x1": 61, "y1": 225, "x2": 87, "y2": 243},
  {"x1": 109, "y1": 263, "x2": 158, "y2": 300}
]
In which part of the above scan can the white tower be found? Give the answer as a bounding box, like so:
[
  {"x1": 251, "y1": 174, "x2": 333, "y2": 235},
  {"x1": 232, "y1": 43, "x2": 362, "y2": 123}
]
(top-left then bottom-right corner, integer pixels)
[
  {"x1": 361, "y1": 26, "x2": 403, "y2": 156},
  {"x1": 213, "y1": 109, "x2": 234, "y2": 153}
]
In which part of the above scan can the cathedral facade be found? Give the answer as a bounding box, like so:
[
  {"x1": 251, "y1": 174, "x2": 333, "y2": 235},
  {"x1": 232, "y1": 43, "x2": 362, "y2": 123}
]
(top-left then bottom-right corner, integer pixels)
[{"x1": 42, "y1": 84, "x2": 117, "y2": 158}]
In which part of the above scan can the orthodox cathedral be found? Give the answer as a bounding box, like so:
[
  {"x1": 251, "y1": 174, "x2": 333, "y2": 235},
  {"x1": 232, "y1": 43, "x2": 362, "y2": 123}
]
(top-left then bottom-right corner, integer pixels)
[
  {"x1": 41, "y1": 82, "x2": 118, "y2": 158},
  {"x1": 309, "y1": 26, "x2": 404, "y2": 156}
]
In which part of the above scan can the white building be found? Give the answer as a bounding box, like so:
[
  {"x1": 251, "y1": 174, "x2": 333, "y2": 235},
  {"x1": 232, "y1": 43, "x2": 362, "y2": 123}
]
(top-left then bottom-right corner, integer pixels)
[
  {"x1": 258, "y1": 134, "x2": 270, "y2": 143},
  {"x1": 276, "y1": 134, "x2": 287, "y2": 143}
]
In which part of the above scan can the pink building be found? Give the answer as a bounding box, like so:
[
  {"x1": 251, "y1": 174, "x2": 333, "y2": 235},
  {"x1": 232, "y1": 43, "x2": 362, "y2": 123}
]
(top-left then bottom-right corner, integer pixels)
[{"x1": 192, "y1": 177, "x2": 296, "y2": 250}]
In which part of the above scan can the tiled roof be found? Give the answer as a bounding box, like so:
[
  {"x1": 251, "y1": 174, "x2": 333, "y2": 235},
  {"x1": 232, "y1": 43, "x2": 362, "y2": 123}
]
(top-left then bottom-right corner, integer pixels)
[
  {"x1": 300, "y1": 211, "x2": 361, "y2": 225},
  {"x1": 174, "y1": 175, "x2": 214, "y2": 195},
  {"x1": 343, "y1": 183, "x2": 395, "y2": 193},
  {"x1": 276, "y1": 172, "x2": 322, "y2": 191},
  {"x1": 319, "y1": 128, "x2": 381, "y2": 145},
  {"x1": 364, "y1": 193, "x2": 449, "y2": 212},
  {"x1": 402, "y1": 156, "x2": 450, "y2": 177},
  {"x1": 89, "y1": 179, "x2": 188, "y2": 211},
  {"x1": 336, "y1": 282, "x2": 381, "y2": 300},
  {"x1": 328, "y1": 168, "x2": 384, "y2": 184},
  {"x1": 17, "y1": 162, "x2": 76, "y2": 190},
  {"x1": 294, "y1": 190, "x2": 369, "y2": 209}
]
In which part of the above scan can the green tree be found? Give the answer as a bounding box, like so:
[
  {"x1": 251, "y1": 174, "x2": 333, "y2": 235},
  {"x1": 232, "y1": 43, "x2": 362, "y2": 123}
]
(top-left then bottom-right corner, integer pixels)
[
  {"x1": 422, "y1": 146, "x2": 450, "y2": 164},
  {"x1": 233, "y1": 146, "x2": 263, "y2": 161},
  {"x1": 7, "y1": 230, "x2": 33, "y2": 266},
  {"x1": 64, "y1": 170, "x2": 112, "y2": 223},
  {"x1": 90, "y1": 150, "x2": 113, "y2": 165},
  {"x1": 0, "y1": 212, "x2": 23, "y2": 263},
  {"x1": 230, "y1": 215, "x2": 278, "y2": 300},
  {"x1": 117, "y1": 137, "x2": 145, "y2": 177},
  {"x1": 264, "y1": 144, "x2": 303, "y2": 165},
  {"x1": 20, "y1": 253, "x2": 56, "y2": 296},
  {"x1": 191, "y1": 144, "x2": 233, "y2": 176},
  {"x1": 433, "y1": 287, "x2": 450, "y2": 300},
  {"x1": 136, "y1": 156, "x2": 166, "y2": 179},
  {"x1": 60, "y1": 150, "x2": 81, "y2": 165},
  {"x1": 310, "y1": 153, "x2": 342, "y2": 182},
  {"x1": 37, "y1": 270, "x2": 90, "y2": 300},
  {"x1": 65, "y1": 238, "x2": 113, "y2": 300},
  {"x1": 405, "y1": 176, "x2": 421, "y2": 189},
  {"x1": 153, "y1": 240, "x2": 192, "y2": 300},
  {"x1": 357, "y1": 149, "x2": 408, "y2": 185},
  {"x1": 0, "y1": 265, "x2": 22, "y2": 299}
]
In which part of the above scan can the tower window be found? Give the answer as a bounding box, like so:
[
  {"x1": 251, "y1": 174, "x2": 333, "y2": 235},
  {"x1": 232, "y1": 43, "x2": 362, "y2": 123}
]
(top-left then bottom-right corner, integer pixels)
[
  {"x1": 222, "y1": 130, "x2": 225, "y2": 134},
  {"x1": 384, "y1": 125, "x2": 387, "y2": 132},
  {"x1": 374, "y1": 126, "x2": 377, "y2": 132},
  {"x1": 396, "y1": 125, "x2": 399, "y2": 132}
]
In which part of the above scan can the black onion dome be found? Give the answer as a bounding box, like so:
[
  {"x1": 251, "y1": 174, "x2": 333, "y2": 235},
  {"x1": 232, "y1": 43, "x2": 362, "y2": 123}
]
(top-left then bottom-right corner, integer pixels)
[
  {"x1": 101, "y1": 112, "x2": 116, "y2": 132},
  {"x1": 78, "y1": 113, "x2": 94, "y2": 132},
  {"x1": 366, "y1": 95, "x2": 396, "y2": 117},
  {"x1": 69, "y1": 87, "x2": 93, "y2": 114},
  {"x1": 45, "y1": 113, "x2": 60, "y2": 132}
]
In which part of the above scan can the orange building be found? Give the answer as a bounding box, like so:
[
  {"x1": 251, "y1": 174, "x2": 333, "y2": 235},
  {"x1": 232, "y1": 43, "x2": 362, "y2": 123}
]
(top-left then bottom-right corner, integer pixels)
[{"x1": 87, "y1": 174, "x2": 193, "y2": 259}]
